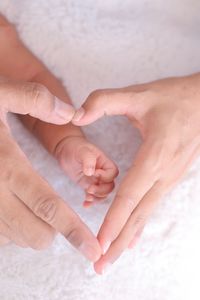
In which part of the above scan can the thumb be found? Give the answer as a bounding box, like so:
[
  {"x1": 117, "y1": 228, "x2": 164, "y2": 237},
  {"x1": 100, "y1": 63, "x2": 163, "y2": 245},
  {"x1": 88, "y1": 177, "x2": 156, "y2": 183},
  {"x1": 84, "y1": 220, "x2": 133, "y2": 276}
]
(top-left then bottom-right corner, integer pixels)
[
  {"x1": 79, "y1": 147, "x2": 97, "y2": 177},
  {"x1": 0, "y1": 78, "x2": 75, "y2": 124},
  {"x1": 72, "y1": 88, "x2": 146, "y2": 125}
]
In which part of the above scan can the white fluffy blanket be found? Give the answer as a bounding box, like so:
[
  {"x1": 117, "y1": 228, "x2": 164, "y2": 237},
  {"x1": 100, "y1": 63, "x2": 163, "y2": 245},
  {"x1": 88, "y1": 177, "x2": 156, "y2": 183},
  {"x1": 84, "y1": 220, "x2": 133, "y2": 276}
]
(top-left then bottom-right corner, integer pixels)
[{"x1": 1, "y1": 1, "x2": 200, "y2": 299}]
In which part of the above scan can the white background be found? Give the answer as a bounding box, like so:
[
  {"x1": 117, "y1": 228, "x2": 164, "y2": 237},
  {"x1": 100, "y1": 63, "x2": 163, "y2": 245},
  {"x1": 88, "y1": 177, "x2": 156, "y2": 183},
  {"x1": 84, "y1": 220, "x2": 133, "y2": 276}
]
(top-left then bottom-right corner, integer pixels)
[{"x1": 0, "y1": 1, "x2": 200, "y2": 299}]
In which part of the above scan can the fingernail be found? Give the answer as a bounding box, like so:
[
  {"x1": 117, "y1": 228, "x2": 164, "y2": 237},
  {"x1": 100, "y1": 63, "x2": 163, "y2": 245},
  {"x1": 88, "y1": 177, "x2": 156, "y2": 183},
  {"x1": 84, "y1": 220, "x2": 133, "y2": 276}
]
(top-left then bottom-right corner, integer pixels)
[
  {"x1": 83, "y1": 201, "x2": 93, "y2": 208},
  {"x1": 79, "y1": 243, "x2": 100, "y2": 262},
  {"x1": 85, "y1": 194, "x2": 95, "y2": 202},
  {"x1": 85, "y1": 167, "x2": 94, "y2": 177},
  {"x1": 102, "y1": 241, "x2": 111, "y2": 254},
  {"x1": 101, "y1": 263, "x2": 112, "y2": 275},
  {"x1": 73, "y1": 107, "x2": 85, "y2": 122},
  {"x1": 54, "y1": 97, "x2": 75, "y2": 121}
]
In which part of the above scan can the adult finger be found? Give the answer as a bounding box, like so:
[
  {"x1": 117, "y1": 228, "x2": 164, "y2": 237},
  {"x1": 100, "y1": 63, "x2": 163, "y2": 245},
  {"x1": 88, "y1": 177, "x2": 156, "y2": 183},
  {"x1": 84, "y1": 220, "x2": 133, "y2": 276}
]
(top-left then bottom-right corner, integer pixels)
[
  {"x1": 95, "y1": 142, "x2": 197, "y2": 273},
  {"x1": 72, "y1": 88, "x2": 152, "y2": 125},
  {"x1": 0, "y1": 218, "x2": 27, "y2": 247},
  {"x1": 96, "y1": 138, "x2": 165, "y2": 254},
  {"x1": 0, "y1": 78, "x2": 75, "y2": 124},
  {"x1": 9, "y1": 164, "x2": 102, "y2": 262},
  {"x1": 0, "y1": 190, "x2": 55, "y2": 250},
  {"x1": 94, "y1": 183, "x2": 163, "y2": 274}
]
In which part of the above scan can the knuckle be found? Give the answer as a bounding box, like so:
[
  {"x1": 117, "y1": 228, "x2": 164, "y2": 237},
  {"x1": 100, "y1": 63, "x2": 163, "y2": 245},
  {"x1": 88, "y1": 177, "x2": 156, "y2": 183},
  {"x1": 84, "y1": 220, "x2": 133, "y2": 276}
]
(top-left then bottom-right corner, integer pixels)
[
  {"x1": 33, "y1": 195, "x2": 59, "y2": 224},
  {"x1": 89, "y1": 89, "x2": 103, "y2": 99},
  {"x1": 88, "y1": 89, "x2": 108, "y2": 106},
  {"x1": 2, "y1": 164, "x2": 30, "y2": 190},
  {"x1": 3, "y1": 160, "x2": 25, "y2": 186}
]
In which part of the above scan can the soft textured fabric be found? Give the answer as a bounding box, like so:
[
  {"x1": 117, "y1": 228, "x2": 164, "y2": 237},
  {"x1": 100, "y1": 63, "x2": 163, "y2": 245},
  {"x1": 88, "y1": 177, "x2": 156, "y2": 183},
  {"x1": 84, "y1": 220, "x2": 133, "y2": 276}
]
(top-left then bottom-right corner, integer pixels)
[{"x1": 0, "y1": 1, "x2": 200, "y2": 299}]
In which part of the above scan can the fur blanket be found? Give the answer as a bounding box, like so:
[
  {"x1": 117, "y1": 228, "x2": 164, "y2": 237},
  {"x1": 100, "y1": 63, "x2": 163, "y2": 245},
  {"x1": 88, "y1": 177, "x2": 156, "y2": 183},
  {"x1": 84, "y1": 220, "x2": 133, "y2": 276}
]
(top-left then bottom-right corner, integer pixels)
[{"x1": 0, "y1": 1, "x2": 200, "y2": 299}]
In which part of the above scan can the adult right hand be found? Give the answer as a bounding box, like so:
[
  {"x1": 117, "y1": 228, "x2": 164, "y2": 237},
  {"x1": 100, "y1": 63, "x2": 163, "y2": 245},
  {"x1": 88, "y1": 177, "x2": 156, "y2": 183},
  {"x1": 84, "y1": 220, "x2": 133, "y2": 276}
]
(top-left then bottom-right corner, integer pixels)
[
  {"x1": 72, "y1": 73, "x2": 200, "y2": 272},
  {"x1": 0, "y1": 77, "x2": 101, "y2": 262}
]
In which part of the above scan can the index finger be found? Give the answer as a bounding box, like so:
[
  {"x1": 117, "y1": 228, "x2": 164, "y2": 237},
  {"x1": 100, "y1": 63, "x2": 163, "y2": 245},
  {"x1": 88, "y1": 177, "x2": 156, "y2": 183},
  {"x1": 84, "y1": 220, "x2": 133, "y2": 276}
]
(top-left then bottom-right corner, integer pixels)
[
  {"x1": 97, "y1": 139, "x2": 162, "y2": 253},
  {"x1": 72, "y1": 88, "x2": 150, "y2": 126},
  {"x1": 10, "y1": 161, "x2": 102, "y2": 262}
]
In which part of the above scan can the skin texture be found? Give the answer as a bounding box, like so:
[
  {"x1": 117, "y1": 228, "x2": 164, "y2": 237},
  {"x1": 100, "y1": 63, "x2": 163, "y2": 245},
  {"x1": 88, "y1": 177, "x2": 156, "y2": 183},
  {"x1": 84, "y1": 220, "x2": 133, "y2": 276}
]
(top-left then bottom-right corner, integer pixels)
[
  {"x1": 0, "y1": 15, "x2": 118, "y2": 261},
  {"x1": 0, "y1": 77, "x2": 102, "y2": 261},
  {"x1": 2, "y1": 13, "x2": 200, "y2": 275},
  {"x1": 72, "y1": 73, "x2": 200, "y2": 273}
]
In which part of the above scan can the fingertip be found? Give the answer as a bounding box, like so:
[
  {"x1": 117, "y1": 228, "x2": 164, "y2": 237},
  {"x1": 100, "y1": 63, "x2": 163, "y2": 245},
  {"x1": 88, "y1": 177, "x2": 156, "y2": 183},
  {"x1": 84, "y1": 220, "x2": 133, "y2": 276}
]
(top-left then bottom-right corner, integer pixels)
[
  {"x1": 52, "y1": 97, "x2": 76, "y2": 124},
  {"x1": 72, "y1": 100, "x2": 103, "y2": 125},
  {"x1": 94, "y1": 258, "x2": 112, "y2": 275},
  {"x1": 82, "y1": 152, "x2": 97, "y2": 177},
  {"x1": 94, "y1": 261, "x2": 103, "y2": 275},
  {"x1": 72, "y1": 107, "x2": 85, "y2": 124},
  {"x1": 83, "y1": 201, "x2": 93, "y2": 208},
  {"x1": 85, "y1": 193, "x2": 95, "y2": 201},
  {"x1": 84, "y1": 166, "x2": 95, "y2": 177},
  {"x1": 87, "y1": 185, "x2": 96, "y2": 195}
]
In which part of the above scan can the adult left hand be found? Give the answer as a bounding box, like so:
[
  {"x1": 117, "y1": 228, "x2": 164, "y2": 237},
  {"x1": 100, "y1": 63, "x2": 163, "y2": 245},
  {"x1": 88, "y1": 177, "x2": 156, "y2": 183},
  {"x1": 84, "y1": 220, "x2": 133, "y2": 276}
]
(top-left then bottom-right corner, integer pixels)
[{"x1": 72, "y1": 73, "x2": 200, "y2": 273}]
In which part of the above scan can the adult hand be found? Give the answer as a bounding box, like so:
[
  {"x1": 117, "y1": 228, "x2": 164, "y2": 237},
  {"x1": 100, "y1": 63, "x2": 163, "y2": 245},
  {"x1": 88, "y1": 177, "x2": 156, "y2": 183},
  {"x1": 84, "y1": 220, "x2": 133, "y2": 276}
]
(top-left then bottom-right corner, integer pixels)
[
  {"x1": 72, "y1": 73, "x2": 200, "y2": 272},
  {"x1": 0, "y1": 77, "x2": 102, "y2": 262}
]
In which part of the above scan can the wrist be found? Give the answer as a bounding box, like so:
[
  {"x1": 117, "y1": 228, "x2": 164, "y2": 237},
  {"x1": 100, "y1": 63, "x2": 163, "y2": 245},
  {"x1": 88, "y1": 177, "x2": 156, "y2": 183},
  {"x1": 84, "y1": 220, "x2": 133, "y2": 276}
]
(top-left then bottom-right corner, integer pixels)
[
  {"x1": 28, "y1": 117, "x2": 85, "y2": 156},
  {"x1": 54, "y1": 134, "x2": 86, "y2": 162}
]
